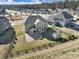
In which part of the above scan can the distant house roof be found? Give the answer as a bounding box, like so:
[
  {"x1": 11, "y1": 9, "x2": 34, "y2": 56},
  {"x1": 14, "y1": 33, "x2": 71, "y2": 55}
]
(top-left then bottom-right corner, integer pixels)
[
  {"x1": 0, "y1": 7, "x2": 6, "y2": 14},
  {"x1": 53, "y1": 11, "x2": 74, "y2": 20},
  {"x1": 55, "y1": 8, "x2": 63, "y2": 13},
  {"x1": 62, "y1": 11, "x2": 73, "y2": 19},
  {"x1": 39, "y1": 14, "x2": 52, "y2": 22},
  {"x1": 76, "y1": 7, "x2": 79, "y2": 10}
]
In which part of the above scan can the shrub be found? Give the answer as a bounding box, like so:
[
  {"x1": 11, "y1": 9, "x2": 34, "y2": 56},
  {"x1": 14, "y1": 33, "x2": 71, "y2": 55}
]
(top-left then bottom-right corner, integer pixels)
[
  {"x1": 10, "y1": 54, "x2": 13, "y2": 57},
  {"x1": 12, "y1": 46, "x2": 15, "y2": 48},
  {"x1": 48, "y1": 43, "x2": 53, "y2": 47},
  {"x1": 43, "y1": 44, "x2": 48, "y2": 49},
  {"x1": 72, "y1": 35, "x2": 78, "y2": 39},
  {"x1": 32, "y1": 48, "x2": 36, "y2": 52},
  {"x1": 13, "y1": 41, "x2": 16, "y2": 44},
  {"x1": 15, "y1": 38, "x2": 18, "y2": 41},
  {"x1": 16, "y1": 51, "x2": 20, "y2": 55},
  {"x1": 37, "y1": 46, "x2": 42, "y2": 50},
  {"x1": 25, "y1": 50, "x2": 28, "y2": 53},
  {"x1": 69, "y1": 36, "x2": 74, "y2": 40}
]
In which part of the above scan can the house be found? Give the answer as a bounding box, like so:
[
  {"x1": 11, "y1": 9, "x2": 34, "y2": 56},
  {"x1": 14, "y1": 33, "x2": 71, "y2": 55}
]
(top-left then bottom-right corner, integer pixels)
[
  {"x1": 0, "y1": 16, "x2": 11, "y2": 35},
  {"x1": 0, "y1": 7, "x2": 9, "y2": 17},
  {"x1": 54, "y1": 8, "x2": 63, "y2": 13},
  {"x1": 24, "y1": 15, "x2": 48, "y2": 40},
  {"x1": 49, "y1": 11, "x2": 74, "y2": 27},
  {"x1": 74, "y1": 7, "x2": 79, "y2": 18},
  {"x1": 63, "y1": 9, "x2": 75, "y2": 15},
  {"x1": 75, "y1": 7, "x2": 79, "y2": 15},
  {"x1": 0, "y1": 16, "x2": 14, "y2": 44},
  {"x1": 0, "y1": 7, "x2": 6, "y2": 14}
]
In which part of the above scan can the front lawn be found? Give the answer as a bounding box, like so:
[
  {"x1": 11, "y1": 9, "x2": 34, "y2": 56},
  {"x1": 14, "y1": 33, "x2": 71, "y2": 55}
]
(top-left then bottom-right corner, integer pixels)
[
  {"x1": 11, "y1": 35, "x2": 55, "y2": 55},
  {"x1": 11, "y1": 24, "x2": 56, "y2": 56},
  {"x1": 13, "y1": 24, "x2": 24, "y2": 36},
  {"x1": 10, "y1": 24, "x2": 74, "y2": 56}
]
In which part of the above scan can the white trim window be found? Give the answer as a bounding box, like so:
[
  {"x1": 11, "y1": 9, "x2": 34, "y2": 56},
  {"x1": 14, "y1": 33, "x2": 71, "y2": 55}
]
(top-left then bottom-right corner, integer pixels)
[{"x1": 30, "y1": 28, "x2": 37, "y2": 35}]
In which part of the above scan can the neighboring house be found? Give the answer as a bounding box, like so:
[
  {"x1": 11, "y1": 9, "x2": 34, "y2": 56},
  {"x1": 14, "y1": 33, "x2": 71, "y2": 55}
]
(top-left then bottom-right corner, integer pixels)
[
  {"x1": 75, "y1": 7, "x2": 79, "y2": 16},
  {"x1": 0, "y1": 7, "x2": 6, "y2": 13},
  {"x1": 0, "y1": 16, "x2": 11, "y2": 35},
  {"x1": 49, "y1": 11, "x2": 74, "y2": 27},
  {"x1": 63, "y1": 9, "x2": 75, "y2": 15},
  {"x1": 54, "y1": 8, "x2": 63, "y2": 13},
  {"x1": 24, "y1": 15, "x2": 48, "y2": 40},
  {"x1": 0, "y1": 7, "x2": 8, "y2": 17},
  {"x1": 0, "y1": 16, "x2": 14, "y2": 44},
  {"x1": 48, "y1": 9, "x2": 53, "y2": 14}
]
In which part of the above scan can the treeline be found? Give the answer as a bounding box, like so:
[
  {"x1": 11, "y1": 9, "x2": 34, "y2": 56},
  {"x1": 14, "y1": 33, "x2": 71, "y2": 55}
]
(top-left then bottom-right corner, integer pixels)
[{"x1": 0, "y1": 1, "x2": 79, "y2": 10}]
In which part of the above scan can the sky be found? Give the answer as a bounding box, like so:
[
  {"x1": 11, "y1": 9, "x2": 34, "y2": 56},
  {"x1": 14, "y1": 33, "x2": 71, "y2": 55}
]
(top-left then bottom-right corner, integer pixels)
[{"x1": 0, "y1": 0, "x2": 65, "y2": 4}]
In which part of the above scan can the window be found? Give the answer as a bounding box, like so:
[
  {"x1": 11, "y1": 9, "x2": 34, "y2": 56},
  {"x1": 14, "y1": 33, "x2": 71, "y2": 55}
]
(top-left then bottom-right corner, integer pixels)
[
  {"x1": 37, "y1": 29, "x2": 38, "y2": 32},
  {"x1": 33, "y1": 26, "x2": 35, "y2": 28},
  {"x1": 42, "y1": 28, "x2": 43, "y2": 31},
  {"x1": 44, "y1": 27, "x2": 46, "y2": 29},
  {"x1": 34, "y1": 30, "x2": 36, "y2": 33}
]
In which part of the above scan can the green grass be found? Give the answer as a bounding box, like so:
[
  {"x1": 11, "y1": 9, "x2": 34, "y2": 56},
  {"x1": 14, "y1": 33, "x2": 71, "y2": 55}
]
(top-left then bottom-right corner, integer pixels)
[
  {"x1": 11, "y1": 35, "x2": 55, "y2": 55},
  {"x1": 11, "y1": 24, "x2": 56, "y2": 55},
  {"x1": 0, "y1": 28, "x2": 14, "y2": 41},
  {"x1": 13, "y1": 24, "x2": 24, "y2": 36},
  {"x1": 11, "y1": 24, "x2": 72, "y2": 56}
]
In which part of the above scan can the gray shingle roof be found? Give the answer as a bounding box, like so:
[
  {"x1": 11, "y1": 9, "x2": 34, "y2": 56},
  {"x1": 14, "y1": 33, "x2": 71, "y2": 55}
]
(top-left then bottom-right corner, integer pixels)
[
  {"x1": 54, "y1": 11, "x2": 74, "y2": 20},
  {"x1": 0, "y1": 17, "x2": 11, "y2": 35},
  {"x1": 62, "y1": 11, "x2": 73, "y2": 19},
  {"x1": 25, "y1": 15, "x2": 48, "y2": 25}
]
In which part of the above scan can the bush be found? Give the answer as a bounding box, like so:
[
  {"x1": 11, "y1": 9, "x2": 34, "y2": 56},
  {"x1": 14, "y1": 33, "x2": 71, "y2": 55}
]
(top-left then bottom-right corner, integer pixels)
[
  {"x1": 10, "y1": 54, "x2": 13, "y2": 57},
  {"x1": 62, "y1": 38, "x2": 69, "y2": 42},
  {"x1": 12, "y1": 46, "x2": 15, "y2": 48},
  {"x1": 32, "y1": 48, "x2": 36, "y2": 52},
  {"x1": 69, "y1": 36, "x2": 74, "y2": 40},
  {"x1": 37, "y1": 46, "x2": 42, "y2": 50},
  {"x1": 72, "y1": 35, "x2": 78, "y2": 39},
  {"x1": 16, "y1": 51, "x2": 20, "y2": 55},
  {"x1": 25, "y1": 50, "x2": 28, "y2": 53},
  {"x1": 13, "y1": 41, "x2": 16, "y2": 44},
  {"x1": 43, "y1": 44, "x2": 48, "y2": 49},
  {"x1": 15, "y1": 38, "x2": 18, "y2": 41},
  {"x1": 48, "y1": 43, "x2": 53, "y2": 47}
]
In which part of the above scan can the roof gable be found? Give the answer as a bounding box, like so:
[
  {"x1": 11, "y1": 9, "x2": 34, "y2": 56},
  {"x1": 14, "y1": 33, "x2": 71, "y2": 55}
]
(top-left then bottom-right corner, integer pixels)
[
  {"x1": 62, "y1": 11, "x2": 73, "y2": 19},
  {"x1": 54, "y1": 11, "x2": 73, "y2": 20},
  {"x1": 34, "y1": 19, "x2": 40, "y2": 25},
  {"x1": 25, "y1": 15, "x2": 47, "y2": 25}
]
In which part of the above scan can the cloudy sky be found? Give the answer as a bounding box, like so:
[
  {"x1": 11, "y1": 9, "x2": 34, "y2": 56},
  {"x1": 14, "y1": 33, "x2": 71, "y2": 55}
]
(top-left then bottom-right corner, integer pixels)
[{"x1": 0, "y1": 0, "x2": 65, "y2": 4}]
